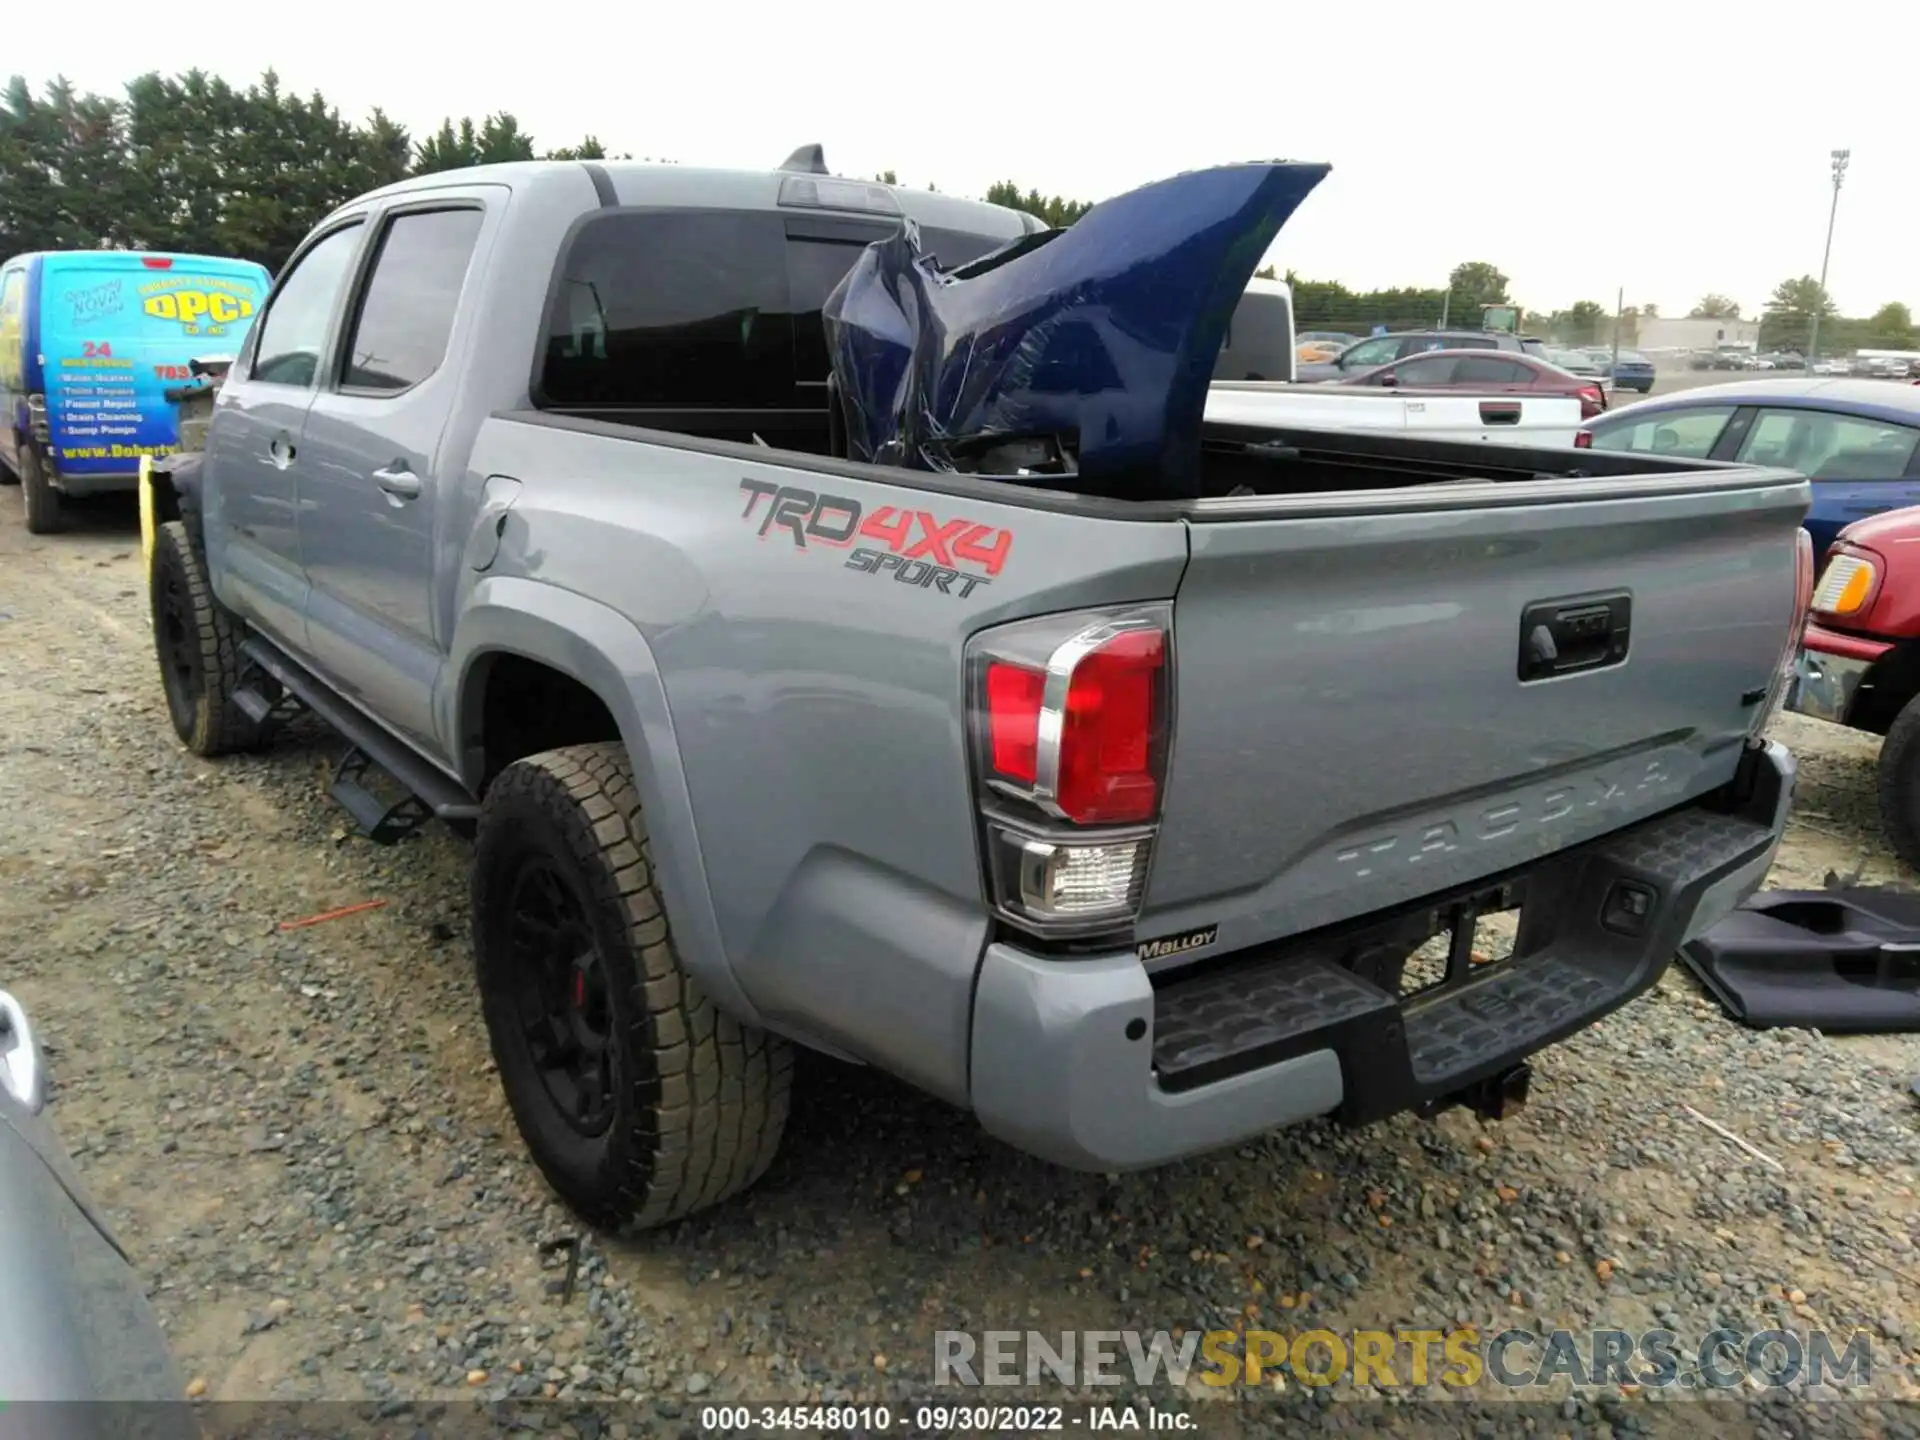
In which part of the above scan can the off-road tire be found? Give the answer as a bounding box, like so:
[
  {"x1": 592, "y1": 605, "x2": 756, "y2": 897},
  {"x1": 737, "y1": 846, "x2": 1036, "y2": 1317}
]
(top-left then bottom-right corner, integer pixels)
[
  {"x1": 1877, "y1": 697, "x2": 1920, "y2": 872},
  {"x1": 20, "y1": 446, "x2": 64, "y2": 534},
  {"x1": 473, "y1": 742, "x2": 792, "y2": 1231},
  {"x1": 149, "y1": 520, "x2": 262, "y2": 756}
]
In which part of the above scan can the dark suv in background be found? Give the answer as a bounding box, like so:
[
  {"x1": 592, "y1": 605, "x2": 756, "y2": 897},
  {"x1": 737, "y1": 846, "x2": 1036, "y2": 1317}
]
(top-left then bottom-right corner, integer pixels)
[{"x1": 1298, "y1": 328, "x2": 1546, "y2": 383}]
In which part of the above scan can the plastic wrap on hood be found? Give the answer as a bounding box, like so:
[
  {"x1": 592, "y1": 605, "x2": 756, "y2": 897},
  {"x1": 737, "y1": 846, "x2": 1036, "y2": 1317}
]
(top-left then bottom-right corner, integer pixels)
[{"x1": 822, "y1": 160, "x2": 1331, "y2": 501}]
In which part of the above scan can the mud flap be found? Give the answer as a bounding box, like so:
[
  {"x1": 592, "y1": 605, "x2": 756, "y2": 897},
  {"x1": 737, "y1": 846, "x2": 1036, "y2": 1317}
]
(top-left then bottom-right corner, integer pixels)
[{"x1": 138, "y1": 453, "x2": 157, "y2": 572}]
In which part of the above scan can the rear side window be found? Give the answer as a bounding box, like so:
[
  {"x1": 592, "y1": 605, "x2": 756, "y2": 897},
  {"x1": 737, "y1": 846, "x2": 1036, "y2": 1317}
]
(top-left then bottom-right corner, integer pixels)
[
  {"x1": 252, "y1": 225, "x2": 363, "y2": 387},
  {"x1": 540, "y1": 210, "x2": 793, "y2": 408},
  {"x1": 1587, "y1": 405, "x2": 1735, "y2": 459},
  {"x1": 1453, "y1": 356, "x2": 1530, "y2": 384},
  {"x1": 1734, "y1": 407, "x2": 1920, "y2": 478},
  {"x1": 1393, "y1": 356, "x2": 1456, "y2": 385},
  {"x1": 341, "y1": 209, "x2": 484, "y2": 393}
]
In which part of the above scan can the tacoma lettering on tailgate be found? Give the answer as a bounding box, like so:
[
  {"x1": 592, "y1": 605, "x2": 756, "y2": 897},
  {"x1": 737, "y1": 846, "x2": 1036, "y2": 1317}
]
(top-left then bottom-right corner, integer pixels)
[
  {"x1": 1334, "y1": 756, "x2": 1677, "y2": 879},
  {"x1": 738, "y1": 478, "x2": 1012, "y2": 599}
]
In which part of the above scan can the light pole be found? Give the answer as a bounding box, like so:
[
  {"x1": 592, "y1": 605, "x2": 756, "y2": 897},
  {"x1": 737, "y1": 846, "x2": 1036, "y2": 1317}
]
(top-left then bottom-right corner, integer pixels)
[{"x1": 1805, "y1": 148, "x2": 1849, "y2": 368}]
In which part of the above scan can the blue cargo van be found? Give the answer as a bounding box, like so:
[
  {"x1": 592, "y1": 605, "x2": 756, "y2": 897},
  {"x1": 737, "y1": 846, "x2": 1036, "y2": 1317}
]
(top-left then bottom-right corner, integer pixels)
[{"x1": 0, "y1": 249, "x2": 272, "y2": 533}]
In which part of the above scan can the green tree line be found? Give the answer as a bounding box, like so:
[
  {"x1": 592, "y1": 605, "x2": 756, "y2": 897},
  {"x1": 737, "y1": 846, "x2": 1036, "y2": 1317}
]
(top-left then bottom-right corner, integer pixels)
[
  {"x1": 9, "y1": 70, "x2": 1909, "y2": 357},
  {"x1": 0, "y1": 70, "x2": 630, "y2": 271}
]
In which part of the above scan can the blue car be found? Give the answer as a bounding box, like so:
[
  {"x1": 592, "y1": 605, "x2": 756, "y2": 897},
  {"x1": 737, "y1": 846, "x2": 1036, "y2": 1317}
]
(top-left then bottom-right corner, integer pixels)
[
  {"x1": 1607, "y1": 349, "x2": 1656, "y2": 393},
  {"x1": 1580, "y1": 377, "x2": 1920, "y2": 558}
]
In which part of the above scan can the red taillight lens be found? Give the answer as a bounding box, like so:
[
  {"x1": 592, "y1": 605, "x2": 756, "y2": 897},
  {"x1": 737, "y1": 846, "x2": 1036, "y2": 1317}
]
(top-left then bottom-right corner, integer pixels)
[
  {"x1": 1057, "y1": 629, "x2": 1164, "y2": 825},
  {"x1": 1577, "y1": 386, "x2": 1604, "y2": 419},
  {"x1": 981, "y1": 627, "x2": 1167, "y2": 825},
  {"x1": 140, "y1": 256, "x2": 173, "y2": 269},
  {"x1": 970, "y1": 607, "x2": 1172, "y2": 934},
  {"x1": 1574, "y1": 429, "x2": 1594, "y2": 449},
  {"x1": 985, "y1": 661, "x2": 1044, "y2": 784}
]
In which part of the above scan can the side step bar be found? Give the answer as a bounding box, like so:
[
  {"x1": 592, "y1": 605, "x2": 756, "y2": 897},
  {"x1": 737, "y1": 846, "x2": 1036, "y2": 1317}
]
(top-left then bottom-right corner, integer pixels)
[{"x1": 237, "y1": 637, "x2": 480, "y2": 844}]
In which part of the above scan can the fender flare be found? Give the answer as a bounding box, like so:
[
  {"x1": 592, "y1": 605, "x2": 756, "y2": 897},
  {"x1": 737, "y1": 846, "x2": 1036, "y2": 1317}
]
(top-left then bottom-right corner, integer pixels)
[{"x1": 443, "y1": 576, "x2": 759, "y2": 1027}]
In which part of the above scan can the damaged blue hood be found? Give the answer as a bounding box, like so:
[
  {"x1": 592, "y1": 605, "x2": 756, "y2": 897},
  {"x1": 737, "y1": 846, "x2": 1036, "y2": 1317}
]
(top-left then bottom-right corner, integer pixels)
[{"x1": 823, "y1": 160, "x2": 1331, "y2": 500}]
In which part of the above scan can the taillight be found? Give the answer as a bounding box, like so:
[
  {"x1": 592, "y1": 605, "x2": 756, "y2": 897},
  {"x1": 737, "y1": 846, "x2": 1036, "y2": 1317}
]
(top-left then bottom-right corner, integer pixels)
[
  {"x1": 1573, "y1": 428, "x2": 1594, "y2": 449},
  {"x1": 969, "y1": 606, "x2": 1172, "y2": 936},
  {"x1": 140, "y1": 256, "x2": 173, "y2": 269},
  {"x1": 1578, "y1": 385, "x2": 1604, "y2": 419},
  {"x1": 1810, "y1": 547, "x2": 1881, "y2": 619},
  {"x1": 1751, "y1": 528, "x2": 1817, "y2": 740}
]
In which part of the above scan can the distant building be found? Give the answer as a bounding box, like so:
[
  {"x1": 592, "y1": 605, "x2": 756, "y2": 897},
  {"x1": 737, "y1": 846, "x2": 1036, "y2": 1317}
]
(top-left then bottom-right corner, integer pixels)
[{"x1": 1634, "y1": 316, "x2": 1761, "y2": 353}]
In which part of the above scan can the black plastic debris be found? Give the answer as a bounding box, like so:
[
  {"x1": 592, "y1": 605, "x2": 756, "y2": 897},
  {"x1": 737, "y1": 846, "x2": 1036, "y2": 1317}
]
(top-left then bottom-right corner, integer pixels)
[{"x1": 1680, "y1": 883, "x2": 1920, "y2": 1032}]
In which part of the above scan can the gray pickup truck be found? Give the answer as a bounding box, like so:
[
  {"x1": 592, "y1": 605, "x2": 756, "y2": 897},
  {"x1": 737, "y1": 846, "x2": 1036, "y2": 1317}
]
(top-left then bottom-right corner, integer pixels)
[{"x1": 143, "y1": 149, "x2": 1815, "y2": 1233}]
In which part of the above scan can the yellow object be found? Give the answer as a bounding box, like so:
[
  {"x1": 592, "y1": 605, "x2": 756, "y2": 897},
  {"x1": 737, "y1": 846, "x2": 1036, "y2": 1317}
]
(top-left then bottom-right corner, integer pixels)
[{"x1": 138, "y1": 454, "x2": 156, "y2": 570}]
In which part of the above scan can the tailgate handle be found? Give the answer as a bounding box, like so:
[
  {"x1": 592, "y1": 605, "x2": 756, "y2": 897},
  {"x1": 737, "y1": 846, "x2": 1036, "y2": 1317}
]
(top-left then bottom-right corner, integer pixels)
[
  {"x1": 1480, "y1": 400, "x2": 1522, "y2": 425},
  {"x1": 1518, "y1": 592, "x2": 1632, "y2": 682}
]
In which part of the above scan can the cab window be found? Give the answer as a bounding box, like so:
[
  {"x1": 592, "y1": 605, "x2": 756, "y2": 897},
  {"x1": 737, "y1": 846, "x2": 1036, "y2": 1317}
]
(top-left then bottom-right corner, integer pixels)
[
  {"x1": 339, "y1": 208, "x2": 483, "y2": 393},
  {"x1": 1586, "y1": 405, "x2": 1736, "y2": 459},
  {"x1": 251, "y1": 224, "x2": 364, "y2": 387}
]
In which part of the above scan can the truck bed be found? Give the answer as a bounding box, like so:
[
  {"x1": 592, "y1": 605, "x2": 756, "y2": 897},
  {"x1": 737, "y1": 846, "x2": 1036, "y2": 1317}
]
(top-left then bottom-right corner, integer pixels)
[{"x1": 481, "y1": 409, "x2": 1807, "y2": 975}]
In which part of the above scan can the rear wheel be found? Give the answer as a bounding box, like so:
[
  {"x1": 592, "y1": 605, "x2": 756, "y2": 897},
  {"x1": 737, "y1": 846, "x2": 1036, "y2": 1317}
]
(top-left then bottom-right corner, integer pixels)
[
  {"x1": 473, "y1": 742, "x2": 792, "y2": 1231},
  {"x1": 149, "y1": 520, "x2": 262, "y2": 756},
  {"x1": 20, "y1": 447, "x2": 64, "y2": 535},
  {"x1": 1877, "y1": 695, "x2": 1920, "y2": 871}
]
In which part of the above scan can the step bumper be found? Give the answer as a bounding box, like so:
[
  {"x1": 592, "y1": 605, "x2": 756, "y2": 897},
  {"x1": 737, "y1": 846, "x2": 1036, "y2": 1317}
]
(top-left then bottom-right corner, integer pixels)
[{"x1": 969, "y1": 741, "x2": 1793, "y2": 1172}]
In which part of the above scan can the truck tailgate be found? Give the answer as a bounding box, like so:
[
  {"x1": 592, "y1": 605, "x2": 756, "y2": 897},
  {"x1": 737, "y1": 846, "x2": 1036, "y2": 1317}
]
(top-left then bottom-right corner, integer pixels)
[{"x1": 1141, "y1": 470, "x2": 1809, "y2": 949}]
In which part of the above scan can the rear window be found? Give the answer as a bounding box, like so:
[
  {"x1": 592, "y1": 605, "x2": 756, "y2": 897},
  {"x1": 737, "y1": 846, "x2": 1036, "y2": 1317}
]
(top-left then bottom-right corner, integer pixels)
[{"x1": 538, "y1": 210, "x2": 1015, "y2": 412}]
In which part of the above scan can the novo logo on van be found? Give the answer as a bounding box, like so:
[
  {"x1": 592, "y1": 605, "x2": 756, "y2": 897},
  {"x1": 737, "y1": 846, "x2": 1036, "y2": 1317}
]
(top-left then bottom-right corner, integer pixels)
[{"x1": 138, "y1": 276, "x2": 259, "y2": 337}]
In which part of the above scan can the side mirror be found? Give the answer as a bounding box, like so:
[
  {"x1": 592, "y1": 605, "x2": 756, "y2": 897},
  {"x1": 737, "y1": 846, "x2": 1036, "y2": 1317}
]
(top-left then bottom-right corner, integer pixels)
[
  {"x1": 0, "y1": 989, "x2": 46, "y2": 1113},
  {"x1": 1376, "y1": 370, "x2": 1397, "y2": 387}
]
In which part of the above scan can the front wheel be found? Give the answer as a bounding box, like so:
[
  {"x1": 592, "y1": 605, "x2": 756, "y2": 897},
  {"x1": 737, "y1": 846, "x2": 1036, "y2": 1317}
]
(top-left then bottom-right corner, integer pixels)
[
  {"x1": 473, "y1": 742, "x2": 792, "y2": 1231},
  {"x1": 148, "y1": 520, "x2": 262, "y2": 756}
]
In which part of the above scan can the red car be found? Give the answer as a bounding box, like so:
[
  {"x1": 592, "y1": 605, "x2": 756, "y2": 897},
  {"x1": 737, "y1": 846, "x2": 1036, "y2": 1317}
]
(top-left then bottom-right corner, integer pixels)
[{"x1": 1333, "y1": 348, "x2": 1610, "y2": 419}]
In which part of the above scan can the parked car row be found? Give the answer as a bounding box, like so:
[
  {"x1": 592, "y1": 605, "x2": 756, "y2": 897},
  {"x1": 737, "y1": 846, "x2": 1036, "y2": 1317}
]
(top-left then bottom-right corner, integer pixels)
[
  {"x1": 1577, "y1": 377, "x2": 1920, "y2": 558},
  {"x1": 1328, "y1": 347, "x2": 1610, "y2": 419}
]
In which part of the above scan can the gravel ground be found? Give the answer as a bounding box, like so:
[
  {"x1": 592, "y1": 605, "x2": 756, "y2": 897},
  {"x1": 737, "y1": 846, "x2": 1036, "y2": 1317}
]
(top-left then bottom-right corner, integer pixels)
[{"x1": 2, "y1": 489, "x2": 1917, "y2": 1436}]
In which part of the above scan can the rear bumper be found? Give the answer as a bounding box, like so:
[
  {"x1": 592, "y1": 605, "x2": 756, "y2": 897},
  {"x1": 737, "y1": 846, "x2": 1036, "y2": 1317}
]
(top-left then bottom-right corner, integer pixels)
[
  {"x1": 969, "y1": 741, "x2": 1793, "y2": 1172},
  {"x1": 50, "y1": 470, "x2": 139, "y2": 497}
]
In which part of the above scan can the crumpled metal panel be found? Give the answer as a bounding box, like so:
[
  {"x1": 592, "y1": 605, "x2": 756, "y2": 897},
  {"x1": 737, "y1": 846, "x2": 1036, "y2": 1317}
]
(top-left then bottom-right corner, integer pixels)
[{"x1": 822, "y1": 161, "x2": 1331, "y2": 501}]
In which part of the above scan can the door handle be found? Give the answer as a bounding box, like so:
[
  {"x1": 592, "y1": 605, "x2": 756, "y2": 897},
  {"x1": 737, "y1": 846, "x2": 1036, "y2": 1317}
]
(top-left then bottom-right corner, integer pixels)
[
  {"x1": 372, "y1": 465, "x2": 422, "y2": 501},
  {"x1": 1479, "y1": 401, "x2": 1523, "y2": 425},
  {"x1": 268, "y1": 434, "x2": 296, "y2": 468}
]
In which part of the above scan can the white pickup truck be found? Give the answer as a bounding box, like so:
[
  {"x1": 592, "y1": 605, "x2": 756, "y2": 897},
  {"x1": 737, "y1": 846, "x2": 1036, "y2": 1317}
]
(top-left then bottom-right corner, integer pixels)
[
  {"x1": 1209, "y1": 278, "x2": 1581, "y2": 447},
  {"x1": 1206, "y1": 381, "x2": 1580, "y2": 447}
]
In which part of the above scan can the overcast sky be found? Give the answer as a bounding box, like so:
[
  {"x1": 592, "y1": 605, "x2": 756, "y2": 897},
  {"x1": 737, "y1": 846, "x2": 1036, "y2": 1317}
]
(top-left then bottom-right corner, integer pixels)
[{"x1": 16, "y1": 1, "x2": 1916, "y2": 317}]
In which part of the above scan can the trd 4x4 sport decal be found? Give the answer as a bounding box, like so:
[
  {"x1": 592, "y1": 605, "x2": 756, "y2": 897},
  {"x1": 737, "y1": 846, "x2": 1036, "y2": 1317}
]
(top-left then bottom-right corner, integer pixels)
[{"x1": 739, "y1": 478, "x2": 1012, "y2": 599}]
